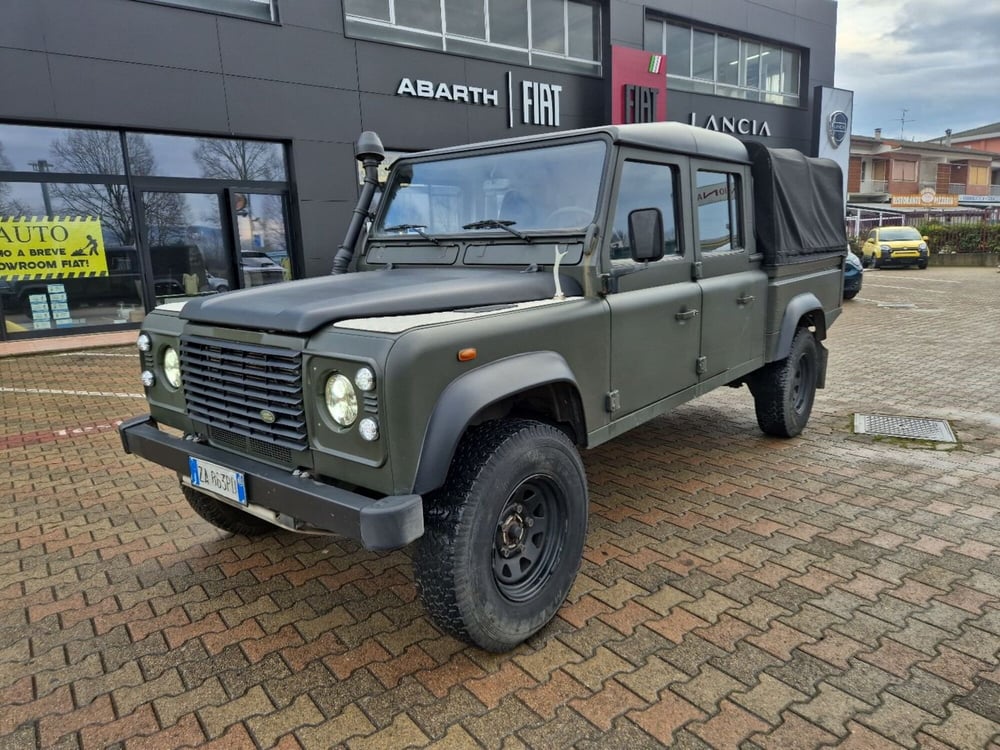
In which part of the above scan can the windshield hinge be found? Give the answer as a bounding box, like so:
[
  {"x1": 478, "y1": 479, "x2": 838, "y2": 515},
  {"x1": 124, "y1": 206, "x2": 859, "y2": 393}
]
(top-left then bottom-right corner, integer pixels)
[
  {"x1": 693, "y1": 261, "x2": 703, "y2": 280},
  {"x1": 696, "y1": 356, "x2": 707, "y2": 375}
]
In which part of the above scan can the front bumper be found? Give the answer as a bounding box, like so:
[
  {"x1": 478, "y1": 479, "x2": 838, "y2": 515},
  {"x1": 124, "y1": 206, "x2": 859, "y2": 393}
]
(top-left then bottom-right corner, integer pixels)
[
  {"x1": 881, "y1": 251, "x2": 927, "y2": 266},
  {"x1": 118, "y1": 415, "x2": 423, "y2": 550}
]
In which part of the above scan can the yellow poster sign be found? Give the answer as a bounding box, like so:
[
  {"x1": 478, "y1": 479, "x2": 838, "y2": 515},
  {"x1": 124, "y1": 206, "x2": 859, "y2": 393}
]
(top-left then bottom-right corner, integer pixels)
[{"x1": 0, "y1": 217, "x2": 108, "y2": 281}]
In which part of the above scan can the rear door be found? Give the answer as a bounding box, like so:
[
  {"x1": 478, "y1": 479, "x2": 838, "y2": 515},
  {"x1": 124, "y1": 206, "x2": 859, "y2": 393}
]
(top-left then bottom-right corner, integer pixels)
[{"x1": 691, "y1": 162, "x2": 767, "y2": 380}]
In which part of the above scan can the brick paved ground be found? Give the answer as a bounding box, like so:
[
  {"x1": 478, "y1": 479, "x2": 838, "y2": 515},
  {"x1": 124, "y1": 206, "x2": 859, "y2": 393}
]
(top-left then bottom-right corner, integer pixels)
[{"x1": 1, "y1": 266, "x2": 999, "y2": 749}]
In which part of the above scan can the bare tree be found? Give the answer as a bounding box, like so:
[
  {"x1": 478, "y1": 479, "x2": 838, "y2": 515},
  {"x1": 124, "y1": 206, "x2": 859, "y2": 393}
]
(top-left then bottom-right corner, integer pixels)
[
  {"x1": 47, "y1": 131, "x2": 185, "y2": 245},
  {"x1": 0, "y1": 143, "x2": 28, "y2": 217},
  {"x1": 194, "y1": 138, "x2": 282, "y2": 182}
]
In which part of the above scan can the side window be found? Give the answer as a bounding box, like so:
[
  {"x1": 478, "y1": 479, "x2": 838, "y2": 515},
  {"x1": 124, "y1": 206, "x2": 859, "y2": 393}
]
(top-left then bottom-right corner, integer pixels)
[
  {"x1": 696, "y1": 170, "x2": 743, "y2": 252},
  {"x1": 610, "y1": 160, "x2": 679, "y2": 261},
  {"x1": 868, "y1": 230, "x2": 877, "y2": 241}
]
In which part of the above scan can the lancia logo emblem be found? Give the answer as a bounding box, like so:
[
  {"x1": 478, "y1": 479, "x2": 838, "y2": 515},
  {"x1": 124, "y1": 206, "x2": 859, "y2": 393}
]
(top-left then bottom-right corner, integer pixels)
[
  {"x1": 827, "y1": 110, "x2": 849, "y2": 148},
  {"x1": 260, "y1": 409, "x2": 276, "y2": 424}
]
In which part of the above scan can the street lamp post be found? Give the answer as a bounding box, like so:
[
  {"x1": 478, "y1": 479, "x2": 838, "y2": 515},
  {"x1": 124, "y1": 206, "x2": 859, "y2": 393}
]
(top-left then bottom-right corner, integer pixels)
[{"x1": 29, "y1": 159, "x2": 54, "y2": 217}]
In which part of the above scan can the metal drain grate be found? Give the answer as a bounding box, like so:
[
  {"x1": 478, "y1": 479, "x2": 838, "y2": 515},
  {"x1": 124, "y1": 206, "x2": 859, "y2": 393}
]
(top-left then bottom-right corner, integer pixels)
[{"x1": 854, "y1": 414, "x2": 956, "y2": 442}]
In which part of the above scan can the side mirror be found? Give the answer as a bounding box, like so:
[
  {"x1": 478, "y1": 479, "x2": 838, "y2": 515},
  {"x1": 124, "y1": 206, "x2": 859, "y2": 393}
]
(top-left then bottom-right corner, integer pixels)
[
  {"x1": 628, "y1": 208, "x2": 664, "y2": 263},
  {"x1": 922, "y1": 235, "x2": 929, "y2": 241}
]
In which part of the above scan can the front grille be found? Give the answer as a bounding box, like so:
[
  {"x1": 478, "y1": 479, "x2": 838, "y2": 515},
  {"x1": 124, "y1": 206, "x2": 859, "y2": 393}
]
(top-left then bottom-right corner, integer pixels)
[{"x1": 180, "y1": 335, "x2": 307, "y2": 453}]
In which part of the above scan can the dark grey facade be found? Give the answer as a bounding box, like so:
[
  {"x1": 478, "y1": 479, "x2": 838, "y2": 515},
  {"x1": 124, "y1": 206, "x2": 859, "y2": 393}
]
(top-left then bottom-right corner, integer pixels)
[{"x1": 1, "y1": 0, "x2": 837, "y2": 339}]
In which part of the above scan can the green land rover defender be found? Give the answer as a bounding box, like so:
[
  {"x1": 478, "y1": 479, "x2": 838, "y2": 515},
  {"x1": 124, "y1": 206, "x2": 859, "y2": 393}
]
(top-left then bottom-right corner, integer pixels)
[{"x1": 120, "y1": 122, "x2": 847, "y2": 651}]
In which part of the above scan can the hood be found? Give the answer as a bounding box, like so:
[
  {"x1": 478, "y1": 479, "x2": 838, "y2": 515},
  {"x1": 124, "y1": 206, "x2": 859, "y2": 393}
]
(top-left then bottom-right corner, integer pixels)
[{"x1": 180, "y1": 268, "x2": 582, "y2": 334}]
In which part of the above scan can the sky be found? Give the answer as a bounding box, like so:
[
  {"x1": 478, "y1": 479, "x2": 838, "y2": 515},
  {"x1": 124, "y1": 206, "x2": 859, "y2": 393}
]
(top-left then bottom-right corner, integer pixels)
[{"x1": 834, "y1": 0, "x2": 1000, "y2": 142}]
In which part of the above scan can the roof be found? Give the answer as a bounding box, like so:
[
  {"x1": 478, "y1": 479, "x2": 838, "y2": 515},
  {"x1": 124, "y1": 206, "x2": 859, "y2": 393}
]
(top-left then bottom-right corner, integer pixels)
[
  {"x1": 932, "y1": 122, "x2": 1000, "y2": 142},
  {"x1": 847, "y1": 201, "x2": 989, "y2": 215},
  {"x1": 850, "y1": 135, "x2": 998, "y2": 160},
  {"x1": 405, "y1": 122, "x2": 750, "y2": 164}
]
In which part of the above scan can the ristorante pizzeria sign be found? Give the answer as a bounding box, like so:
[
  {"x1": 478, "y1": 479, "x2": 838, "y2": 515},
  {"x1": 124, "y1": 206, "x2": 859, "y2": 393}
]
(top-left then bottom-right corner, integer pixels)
[{"x1": 396, "y1": 73, "x2": 563, "y2": 128}]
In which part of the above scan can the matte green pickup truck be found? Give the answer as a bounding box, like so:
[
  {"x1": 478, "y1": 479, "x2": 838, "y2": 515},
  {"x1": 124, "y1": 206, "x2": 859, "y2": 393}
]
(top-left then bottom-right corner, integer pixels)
[{"x1": 120, "y1": 122, "x2": 847, "y2": 651}]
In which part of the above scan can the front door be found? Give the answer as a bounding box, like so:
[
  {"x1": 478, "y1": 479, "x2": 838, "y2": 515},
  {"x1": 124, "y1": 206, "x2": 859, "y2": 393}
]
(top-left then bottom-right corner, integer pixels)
[{"x1": 607, "y1": 155, "x2": 701, "y2": 416}]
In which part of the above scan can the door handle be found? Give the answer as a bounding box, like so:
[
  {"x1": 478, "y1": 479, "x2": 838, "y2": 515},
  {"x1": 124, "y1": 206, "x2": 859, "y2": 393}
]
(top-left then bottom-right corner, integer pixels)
[
  {"x1": 675, "y1": 309, "x2": 699, "y2": 321},
  {"x1": 737, "y1": 294, "x2": 755, "y2": 306}
]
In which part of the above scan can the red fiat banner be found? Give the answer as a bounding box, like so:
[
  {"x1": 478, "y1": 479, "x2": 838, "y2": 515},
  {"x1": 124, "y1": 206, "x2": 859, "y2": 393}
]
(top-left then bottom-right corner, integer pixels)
[{"x1": 610, "y1": 46, "x2": 667, "y2": 124}]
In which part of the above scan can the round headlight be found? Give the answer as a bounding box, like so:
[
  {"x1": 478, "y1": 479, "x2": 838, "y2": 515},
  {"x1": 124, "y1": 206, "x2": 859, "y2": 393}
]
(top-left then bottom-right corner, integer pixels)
[
  {"x1": 355, "y1": 367, "x2": 375, "y2": 392},
  {"x1": 163, "y1": 346, "x2": 182, "y2": 388},
  {"x1": 136, "y1": 333, "x2": 151, "y2": 352},
  {"x1": 325, "y1": 373, "x2": 358, "y2": 426},
  {"x1": 918, "y1": 242, "x2": 928, "y2": 251}
]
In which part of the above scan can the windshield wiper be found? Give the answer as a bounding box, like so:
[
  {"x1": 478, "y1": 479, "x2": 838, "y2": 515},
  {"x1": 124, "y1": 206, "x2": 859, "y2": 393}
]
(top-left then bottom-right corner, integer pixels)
[
  {"x1": 462, "y1": 219, "x2": 532, "y2": 243},
  {"x1": 381, "y1": 224, "x2": 441, "y2": 246}
]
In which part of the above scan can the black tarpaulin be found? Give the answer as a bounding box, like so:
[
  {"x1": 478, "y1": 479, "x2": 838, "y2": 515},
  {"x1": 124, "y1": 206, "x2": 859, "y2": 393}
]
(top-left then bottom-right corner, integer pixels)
[{"x1": 746, "y1": 142, "x2": 847, "y2": 265}]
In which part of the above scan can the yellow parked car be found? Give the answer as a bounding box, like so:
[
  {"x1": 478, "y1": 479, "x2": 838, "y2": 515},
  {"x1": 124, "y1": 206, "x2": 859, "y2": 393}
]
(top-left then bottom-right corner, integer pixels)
[{"x1": 861, "y1": 226, "x2": 929, "y2": 269}]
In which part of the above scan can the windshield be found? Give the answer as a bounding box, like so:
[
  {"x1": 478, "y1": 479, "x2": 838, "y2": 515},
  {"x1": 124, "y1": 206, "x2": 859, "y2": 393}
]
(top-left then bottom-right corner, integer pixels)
[
  {"x1": 374, "y1": 140, "x2": 607, "y2": 237},
  {"x1": 880, "y1": 227, "x2": 922, "y2": 241}
]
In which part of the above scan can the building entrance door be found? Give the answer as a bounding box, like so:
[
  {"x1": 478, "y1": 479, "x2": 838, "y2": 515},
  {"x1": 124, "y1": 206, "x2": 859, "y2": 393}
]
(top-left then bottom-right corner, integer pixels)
[
  {"x1": 135, "y1": 188, "x2": 291, "y2": 307},
  {"x1": 138, "y1": 190, "x2": 234, "y2": 303}
]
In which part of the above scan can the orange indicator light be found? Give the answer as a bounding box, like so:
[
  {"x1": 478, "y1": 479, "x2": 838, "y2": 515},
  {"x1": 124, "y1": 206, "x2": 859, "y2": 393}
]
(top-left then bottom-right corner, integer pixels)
[{"x1": 457, "y1": 348, "x2": 478, "y2": 362}]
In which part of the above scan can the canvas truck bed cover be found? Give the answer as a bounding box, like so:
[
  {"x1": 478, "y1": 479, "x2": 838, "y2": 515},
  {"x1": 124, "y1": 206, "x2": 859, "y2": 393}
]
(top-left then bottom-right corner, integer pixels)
[{"x1": 746, "y1": 142, "x2": 847, "y2": 265}]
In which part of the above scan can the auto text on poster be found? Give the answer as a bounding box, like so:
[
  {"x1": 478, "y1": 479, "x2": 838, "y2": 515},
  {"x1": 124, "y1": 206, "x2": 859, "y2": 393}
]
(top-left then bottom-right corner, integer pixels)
[{"x1": 0, "y1": 217, "x2": 108, "y2": 281}]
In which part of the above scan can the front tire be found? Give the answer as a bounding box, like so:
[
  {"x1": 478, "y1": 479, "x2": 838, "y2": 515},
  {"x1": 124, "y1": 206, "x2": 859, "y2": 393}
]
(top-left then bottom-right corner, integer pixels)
[
  {"x1": 749, "y1": 327, "x2": 819, "y2": 438},
  {"x1": 182, "y1": 485, "x2": 274, "y2": 536},
  {"x1": 414, "y1": 419, "x2": 588, "y2": 652}
]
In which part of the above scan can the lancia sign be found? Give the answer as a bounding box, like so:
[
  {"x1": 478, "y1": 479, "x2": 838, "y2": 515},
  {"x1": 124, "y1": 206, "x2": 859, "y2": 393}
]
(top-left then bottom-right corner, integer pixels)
[{"x1": 827, "y1": 110, "x2": 849, "y2": 148}]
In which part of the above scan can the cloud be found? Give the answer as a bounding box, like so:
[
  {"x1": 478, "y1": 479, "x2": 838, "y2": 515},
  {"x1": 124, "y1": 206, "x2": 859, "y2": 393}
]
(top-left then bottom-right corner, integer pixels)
[{"x1": 835, "y1": 0, "x2": 1000, "y2": 140}]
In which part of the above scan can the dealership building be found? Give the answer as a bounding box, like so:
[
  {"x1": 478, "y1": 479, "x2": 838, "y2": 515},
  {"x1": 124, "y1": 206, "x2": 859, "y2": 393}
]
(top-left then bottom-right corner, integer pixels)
[{"x1": 0, "y1": 0, "x2": 842, "y2": 341}]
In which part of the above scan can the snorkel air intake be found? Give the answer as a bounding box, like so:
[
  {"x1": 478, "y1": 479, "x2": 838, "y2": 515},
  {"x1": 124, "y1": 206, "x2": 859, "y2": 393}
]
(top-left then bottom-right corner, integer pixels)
[{"x1": 331, "y1": 131, "x2": 386, "y2": 275}]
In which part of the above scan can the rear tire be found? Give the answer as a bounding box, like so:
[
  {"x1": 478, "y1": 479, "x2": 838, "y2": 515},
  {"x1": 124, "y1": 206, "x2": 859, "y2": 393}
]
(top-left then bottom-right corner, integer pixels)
[
  {"x1": 750, "y1": 327, "x2": 819, "y2": 438},
  {"x1": 414, "y1": 419, "x2": 588, "y2": 652},
  {"x1": 182, "y1": 485, "x2": 274, "y2": 536},
  {"x1": 843, "y1": 290, "x2": 858, "y2": 300}
]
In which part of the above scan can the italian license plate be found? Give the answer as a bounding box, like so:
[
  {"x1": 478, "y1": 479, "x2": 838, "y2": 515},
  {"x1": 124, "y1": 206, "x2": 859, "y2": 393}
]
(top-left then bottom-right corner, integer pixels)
[{"x1": 189, "y1": 457, "x2": 247, "y2": 505}]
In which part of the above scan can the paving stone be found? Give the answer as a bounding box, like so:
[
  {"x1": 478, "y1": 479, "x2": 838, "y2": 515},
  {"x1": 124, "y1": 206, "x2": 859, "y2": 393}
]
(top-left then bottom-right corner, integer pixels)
[
  {"x1": 516, "y1": 669, "x2": 590, "y2": 720},
  {"x1": 788, "y1": 681, "x2": 872, "y2": 737},
  {"x1": 709, "y1": 641, "x2": 784, "y2": 687},
  {"x1": 922, "y1": 705, "x2": 1000, "y2": 750},
  {"x1": 5, "y1": 281, "x2": 1000, "y2": 749},
  {"x1": 765, "y1": 652, "x2": 843, "y2": 696},
  {"x1": 689, "y1": 699, "x2": 771, "y2": 748},
  {"x1": 731, "y1": 674, "x2": 808, "y2": 725},
  {"x1": 748, "y1": 710, "x2": 839, "y2": 750},
  {"x1": 627, "y1": 691, "x2": 707, "y2": 746},
  {"x1": 857, "y1": 693, "x2": 938, "y2": 749},
  {"x1": 462, "y1": 695, "x2": 539, "y2": 747},
  {"x1": 408, "y1": 687, "x2": 486, "y2": 740},
  {"x1": 828, "y1": 659, "x2": 903, "y2": 705}
]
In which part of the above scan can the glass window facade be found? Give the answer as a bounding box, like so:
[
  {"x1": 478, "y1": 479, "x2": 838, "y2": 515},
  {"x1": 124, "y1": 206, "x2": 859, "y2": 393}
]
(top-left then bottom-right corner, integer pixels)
[
  {"x1": 645, "y1": 17, "x2": 802, "y2": 107},
  {"x1": 1, "y1": 123, "x2": 289, "y2": 339},
  {"x1": 127, "y1": 133, "x2": 287, "y2": 181},
  {"x1": 344, "y1": 0, "x2": 602, "y2": 75}
]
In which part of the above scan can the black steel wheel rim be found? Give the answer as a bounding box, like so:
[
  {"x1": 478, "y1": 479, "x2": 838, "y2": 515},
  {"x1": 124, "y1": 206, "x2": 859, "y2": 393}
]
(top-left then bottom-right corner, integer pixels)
[
  {"x1": 791, "y1": 353, "x2": 813, "y2": 414},
  {"x1": 492, "y1": 475, "x2": 567, "y2": 603}
]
